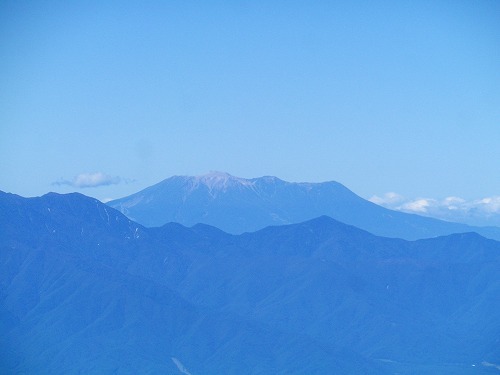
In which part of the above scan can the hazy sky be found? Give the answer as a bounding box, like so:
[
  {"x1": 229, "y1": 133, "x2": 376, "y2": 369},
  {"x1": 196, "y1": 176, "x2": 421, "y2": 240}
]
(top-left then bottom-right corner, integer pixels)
[{"x1": 1, "y1": 0, "x2": 499, "y2": 204}]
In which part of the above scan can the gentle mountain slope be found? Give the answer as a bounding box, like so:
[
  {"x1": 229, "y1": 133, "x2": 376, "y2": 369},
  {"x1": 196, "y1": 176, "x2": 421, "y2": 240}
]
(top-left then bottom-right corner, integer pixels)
[
  {"x1": 157, "y1": 216, "x2": 500, "y2": 364},
  {"x1": 1, "y1": 191, "x2": 499, "y2": 373},
  {"x1": 107, "y1": 172, "x2": 500, "y2": 241},
  {"x1": 0, "y1": 192, "x2": 382, "y2": 374}
]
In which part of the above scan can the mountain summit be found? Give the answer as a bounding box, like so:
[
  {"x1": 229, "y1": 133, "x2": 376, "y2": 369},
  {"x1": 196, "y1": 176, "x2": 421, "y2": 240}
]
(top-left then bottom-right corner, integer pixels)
[
  {"x1": 108, "y1": 172, "x2": 500, "y2": 240},
  {"x1": 190, "y1": 171, "x2": 255, "y2": 191},
  {"x1": 107, "y1": 172, "x2": 360, "y2": 234}
]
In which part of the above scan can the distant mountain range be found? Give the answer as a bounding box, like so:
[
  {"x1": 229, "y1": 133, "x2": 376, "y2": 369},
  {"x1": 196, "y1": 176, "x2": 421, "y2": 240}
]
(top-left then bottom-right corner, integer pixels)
[
  {"x1": 108, "y1": 171, "x2": 500, "y2": 241},
  {"x1": 2, "y1": 191, "x2": 499, "y2": 373}
]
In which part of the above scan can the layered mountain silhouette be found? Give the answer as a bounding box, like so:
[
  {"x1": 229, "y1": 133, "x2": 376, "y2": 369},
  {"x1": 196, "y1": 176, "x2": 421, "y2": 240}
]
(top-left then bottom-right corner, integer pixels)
[
  {"x1": 2, "y1": 191, "x2": 499, "y2": 373},
  {"x1": 108, "y1": 171, "x2": 500, "y2": 241}
]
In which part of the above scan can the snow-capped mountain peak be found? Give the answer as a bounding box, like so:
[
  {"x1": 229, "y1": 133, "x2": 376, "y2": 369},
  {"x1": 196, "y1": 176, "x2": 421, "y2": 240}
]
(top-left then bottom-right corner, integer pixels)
[{"x1": 191, "y1": 171, "x2": 254, "y2": 192}]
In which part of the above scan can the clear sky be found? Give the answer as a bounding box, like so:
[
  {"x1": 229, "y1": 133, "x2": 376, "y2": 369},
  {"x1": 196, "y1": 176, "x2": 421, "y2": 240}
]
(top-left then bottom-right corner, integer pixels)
[{"x1": 1, "y1": 1, "x2": 499, "y2": 206}]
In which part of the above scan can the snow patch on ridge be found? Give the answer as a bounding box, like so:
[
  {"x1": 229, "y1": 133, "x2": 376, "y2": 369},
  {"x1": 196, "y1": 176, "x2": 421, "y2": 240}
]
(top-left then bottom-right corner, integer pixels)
[
  {"x1": 188, "y1": 171, "x2": 255, "y2": 196},
  {"x1": 171, "y1": 357, "x2": 192, "y2": 375},
  {"x1": 197, "y1": 171, "x2": 254, "y2": 188},
  {"x1": 482, "y1": 361, "x2": 500, "y2": 371}
]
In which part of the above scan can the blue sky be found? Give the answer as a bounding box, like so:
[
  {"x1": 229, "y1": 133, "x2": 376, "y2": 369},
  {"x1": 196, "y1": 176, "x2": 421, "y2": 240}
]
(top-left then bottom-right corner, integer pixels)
[{"x1": 1, "y1": 1, "x2": 499, "y2": 210}]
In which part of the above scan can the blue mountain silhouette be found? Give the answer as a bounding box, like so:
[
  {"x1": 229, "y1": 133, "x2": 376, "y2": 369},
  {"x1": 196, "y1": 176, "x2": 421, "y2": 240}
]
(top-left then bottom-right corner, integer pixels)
[
  {"x1": 1, "y1": 191, "x2": 499, "y2": 373},
  {"x1": 108, "y1": 172, "x2": 500, "y2": 241}
]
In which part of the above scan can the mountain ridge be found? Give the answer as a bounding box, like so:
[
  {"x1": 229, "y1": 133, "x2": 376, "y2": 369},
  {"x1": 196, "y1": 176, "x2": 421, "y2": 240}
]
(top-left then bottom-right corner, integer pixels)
[
  {"x1": 107, "y1": 172, "x2": 500, "y2": 241},
  {"x1": 2, "y1": 191, "x2": 499, "y2": 373}
]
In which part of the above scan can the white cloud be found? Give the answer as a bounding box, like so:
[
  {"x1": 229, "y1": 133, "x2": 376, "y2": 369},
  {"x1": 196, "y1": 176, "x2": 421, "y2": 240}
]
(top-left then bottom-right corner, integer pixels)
[
  {"x1": 370, "y1": 192, "x2": 500, "y2": 226},
  {"x1": 54, "y1": 172, "x2": 122, "y2": 188},
  {"x1": 400, "y1": 198, "x2": 433, "y2": 213},
  {"x1": 475, "y1": 197, "x2": 500, "y2": 213},
  {"x1": 441, "y1": 196, "x2": 466, "y2": 210},
  {"x1": 369, "y1": 192, "x2": 405, "y2": 206}
]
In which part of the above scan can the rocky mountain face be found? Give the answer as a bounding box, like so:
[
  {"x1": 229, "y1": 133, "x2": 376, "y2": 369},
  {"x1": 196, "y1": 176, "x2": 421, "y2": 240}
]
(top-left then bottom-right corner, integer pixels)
[
  {"x1": 2, "y1": 191, "x2": 499, "y2": 373},
  {"x1": 107, "y1": 172, "x2": 500, "y2": 241}
]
